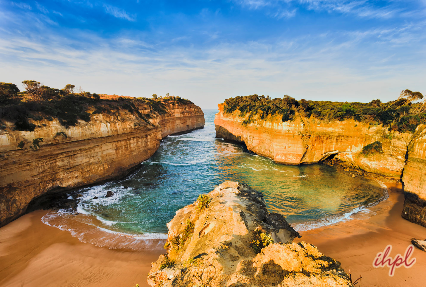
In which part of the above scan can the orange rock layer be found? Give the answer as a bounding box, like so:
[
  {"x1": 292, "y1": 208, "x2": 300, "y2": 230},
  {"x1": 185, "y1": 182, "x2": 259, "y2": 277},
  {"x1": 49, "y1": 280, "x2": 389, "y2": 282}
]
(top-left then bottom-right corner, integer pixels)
[
  {"x1": 214, "y1": 103, "x2": 426, "y2": 227},
  {"x1": 0, "y1": 102, "x2": 205, "y2": 227}
]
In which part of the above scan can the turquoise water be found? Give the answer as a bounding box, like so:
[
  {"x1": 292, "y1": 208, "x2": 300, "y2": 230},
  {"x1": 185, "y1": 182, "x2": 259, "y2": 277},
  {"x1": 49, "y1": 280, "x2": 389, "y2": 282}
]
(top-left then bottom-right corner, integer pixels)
[{"x1": 42, "y1": 109, "x2": 386, "y2": 249}]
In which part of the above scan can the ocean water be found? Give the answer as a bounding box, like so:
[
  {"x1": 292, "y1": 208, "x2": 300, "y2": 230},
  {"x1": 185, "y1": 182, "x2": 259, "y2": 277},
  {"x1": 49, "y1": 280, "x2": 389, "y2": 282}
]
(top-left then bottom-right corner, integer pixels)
[{"x1": 42, "y1": 109, "x2": 387, "y2": 250}]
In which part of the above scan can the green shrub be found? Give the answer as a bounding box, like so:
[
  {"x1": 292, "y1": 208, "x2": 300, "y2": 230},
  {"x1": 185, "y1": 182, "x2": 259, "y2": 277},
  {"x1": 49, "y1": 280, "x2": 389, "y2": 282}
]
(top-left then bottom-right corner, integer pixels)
[
  {"x1": 31, "y1": 138, "x2": 43, "y2": 150},
  {"x1": 250, "y1": 227, "x2": 274, "y2": 254},
  {"x1": 169, "y1": 219, "x2": 195, "y2": 250},
  {"x1": 159, "y1": 255, "x2": 175, "y2": 270},
  {"x1": 17, "y1": 141, "x2": 25, "y2": 149},
  {"x1": 197, "y1": 194, "x2": 211, "y2": 211},
  {"x1": 361, "y1": 141, "x2": 383, "y2": 155}
]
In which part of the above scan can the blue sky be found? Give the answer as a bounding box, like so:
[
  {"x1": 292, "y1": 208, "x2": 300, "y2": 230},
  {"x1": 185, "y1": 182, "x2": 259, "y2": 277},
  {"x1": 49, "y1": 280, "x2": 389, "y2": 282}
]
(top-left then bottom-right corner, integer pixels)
[{"x1": 0, "y1": 0, "x2": 425, "y2": 109}]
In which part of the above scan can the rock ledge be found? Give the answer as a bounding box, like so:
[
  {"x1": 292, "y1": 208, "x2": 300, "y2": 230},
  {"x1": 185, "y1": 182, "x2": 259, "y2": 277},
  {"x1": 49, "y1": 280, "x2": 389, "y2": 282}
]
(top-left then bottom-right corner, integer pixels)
[{"x1": 148, "y1": 181, "x2": 353, "y2": 286}]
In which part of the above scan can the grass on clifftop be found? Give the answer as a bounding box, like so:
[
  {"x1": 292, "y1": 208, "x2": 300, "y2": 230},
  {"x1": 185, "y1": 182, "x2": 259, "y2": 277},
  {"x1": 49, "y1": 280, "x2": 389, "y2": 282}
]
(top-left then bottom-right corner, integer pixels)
[
  {"x1": 0, "y1": 81, "x2": 194, "y2": 131},
  {"x1": 223, "y1": 90, "x2": 425, "y2": 133}
]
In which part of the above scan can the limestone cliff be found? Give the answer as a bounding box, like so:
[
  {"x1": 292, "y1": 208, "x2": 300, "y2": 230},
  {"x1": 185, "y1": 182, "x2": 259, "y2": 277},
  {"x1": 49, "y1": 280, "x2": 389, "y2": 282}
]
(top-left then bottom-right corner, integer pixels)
[
  {"x1": 148, "y1": 181, "x2": 353, "y2": 287},
  {"x1": 215, "y1": 103, "x2": 426, "y2": 228},
  {"x1": 215, "y1": 103, "x2": 410, "y2": 178},
  {"x1": 402, "y1": 125, "x2": 426, "y2": 227},
  {"x1": 0, "y1": 100, "x2": 204, "y2": 227}
]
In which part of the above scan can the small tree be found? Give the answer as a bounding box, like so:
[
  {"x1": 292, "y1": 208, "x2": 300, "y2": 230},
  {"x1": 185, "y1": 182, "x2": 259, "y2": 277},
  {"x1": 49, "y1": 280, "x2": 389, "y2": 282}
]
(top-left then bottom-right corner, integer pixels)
[
  {"x1": 22, "y1": 80, "x2": 42, "y2": 99},
  {"x1": 63, "y1": 84, "x2": 75, "y2": 94},
  {"x1": 399, "y1": 89, "x2": 423, "y2": 103},
  {"x1": 152, "y1": 93, "x2": 158, "y2": 99}
]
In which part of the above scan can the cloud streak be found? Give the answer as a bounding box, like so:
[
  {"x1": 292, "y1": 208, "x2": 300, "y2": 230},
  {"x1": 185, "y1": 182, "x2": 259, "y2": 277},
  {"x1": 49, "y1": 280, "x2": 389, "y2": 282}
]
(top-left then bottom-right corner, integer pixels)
[
  {"x1": 235, "y1": 0, "x2": 414, "y2": 19},
  {"x1": 0, "y1": 0, "x2": 425, "y2": 108},
  {"x1": 1, "y1": 18, "x2": 424, "y2": 108},
  {"x1": 103, "y1": 4, "x2": 135, "y2": 21}
]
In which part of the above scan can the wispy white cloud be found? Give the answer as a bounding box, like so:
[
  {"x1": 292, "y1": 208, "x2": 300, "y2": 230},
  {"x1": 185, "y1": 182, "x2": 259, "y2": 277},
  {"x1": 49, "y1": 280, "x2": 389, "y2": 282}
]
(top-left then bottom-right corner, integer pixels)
[
  {"x1": 10, "y1": 2, "x2": 32, "y2": 10},
  {"x1": 1, "y1": 0, "x2": 425, "y2": 109},
  {"x1": 236, "y1": 0, "x2": 272, "y2": 9},
  {"x1": 103, "y1": 4, "x2": 135, "y2": 21},
  {"x1": 235, "y1": 0, "x2": 411, "y2": 19},
  {"x1": 1, "y1": 21, "x2": 424, "y2": 108},
  {"x1": 36, "y1": 2, "x2": 49, "y2": 14},
  {"x1": 301, "y1": 0, "x2": 401, "y2": 19},
  {"x1": 272, "y1": 8, "x2": 297, "y2": 18}
]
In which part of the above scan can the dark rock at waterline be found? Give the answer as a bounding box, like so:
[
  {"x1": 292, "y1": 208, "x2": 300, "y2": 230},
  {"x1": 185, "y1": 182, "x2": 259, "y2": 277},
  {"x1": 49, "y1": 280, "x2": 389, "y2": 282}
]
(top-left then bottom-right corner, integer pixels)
[
  {"x1": 26, "y1": 190, "x2": 78, "y2": 213},
  {"x1": 93, "y1": 196, "x2": 98, "y2": 199},
  {"x1": 411, "y1": 238, "x2": 426, "y2": 251},
  {"x1": 106, "y1": 191, "x2": 114, "y2": 198}
]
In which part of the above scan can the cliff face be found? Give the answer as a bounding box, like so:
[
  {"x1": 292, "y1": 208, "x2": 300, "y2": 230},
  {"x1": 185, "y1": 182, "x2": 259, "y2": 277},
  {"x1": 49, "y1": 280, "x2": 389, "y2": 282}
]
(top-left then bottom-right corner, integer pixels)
[
  {"x1": 215, "y1": 103, "x2": 410, "y2": 178},
  {"x1": 0, "y1": 102, "x2": 204, "y2": 227},
  {"x1": 215, "y1": 104, "x2": 426, "y2": 227},
  {"x1": 148, "y1": 181, "x2": 352, "y2": 287},
  {"x1": 402, "y1": 125, "x2": 426, "y2": 227}
]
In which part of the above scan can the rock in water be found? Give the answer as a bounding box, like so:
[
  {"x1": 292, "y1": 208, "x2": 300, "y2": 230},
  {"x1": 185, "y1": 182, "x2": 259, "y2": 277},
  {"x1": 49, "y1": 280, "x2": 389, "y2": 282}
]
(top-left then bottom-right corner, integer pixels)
[
  {"x1": 148, "y1": 181, "x2": 353, "y2": 286},
  {"x1": 106, "y1": 191, "x2": 114, "y2": 198}
]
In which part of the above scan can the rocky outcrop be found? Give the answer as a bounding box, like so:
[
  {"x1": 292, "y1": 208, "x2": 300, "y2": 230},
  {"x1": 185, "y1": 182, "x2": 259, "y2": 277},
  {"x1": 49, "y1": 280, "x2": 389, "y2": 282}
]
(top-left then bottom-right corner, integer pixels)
[
  {"x1": 215, "y1": 104, "x2": 410, "y2": 179},
  {"x1": 402, "y1": 125, "x2": 426, "y2": 227},
  {"x1": 148, "y1": 181, "x2": 353, "y2": 287},
  {"x1": 0, "y1": 101, "x2": 204, "y2": 227},
  {"x1": 215, "y1": 103, "x2": 426, "y2": 228}
]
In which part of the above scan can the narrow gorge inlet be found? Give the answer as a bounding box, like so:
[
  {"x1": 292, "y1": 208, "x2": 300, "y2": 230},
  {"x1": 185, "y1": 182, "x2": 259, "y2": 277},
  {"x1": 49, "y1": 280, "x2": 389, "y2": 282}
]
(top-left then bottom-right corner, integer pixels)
[{"x1": 41, "y1": 109, "x2": 386, "y2": 250}]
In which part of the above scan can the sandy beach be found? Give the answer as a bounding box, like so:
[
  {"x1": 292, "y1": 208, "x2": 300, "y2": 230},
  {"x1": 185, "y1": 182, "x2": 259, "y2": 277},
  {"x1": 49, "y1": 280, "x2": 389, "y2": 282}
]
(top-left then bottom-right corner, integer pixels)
[
  {"x1": 1, "y1": 183, "x2": 426, "y2": 287},
  {"x1": 0, "y1": 210, "x2": 164, "y2": 287},
  {"x1": 296, "y1": 182, "x2": 426, "y2": 286}
]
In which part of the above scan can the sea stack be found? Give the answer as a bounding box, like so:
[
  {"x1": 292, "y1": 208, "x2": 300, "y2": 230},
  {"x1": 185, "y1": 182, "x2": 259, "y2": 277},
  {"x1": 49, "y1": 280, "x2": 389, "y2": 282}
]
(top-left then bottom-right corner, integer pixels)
[{"x1": 148, "y1": 181, "x2": 353, "y2": 286}]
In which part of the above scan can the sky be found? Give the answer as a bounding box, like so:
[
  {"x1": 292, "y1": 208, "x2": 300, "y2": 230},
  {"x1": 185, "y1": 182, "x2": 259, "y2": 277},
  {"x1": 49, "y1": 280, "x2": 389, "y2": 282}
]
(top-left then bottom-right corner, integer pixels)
[{"x1": 0, "y1": 0, "x2": 425, "y2": 109}]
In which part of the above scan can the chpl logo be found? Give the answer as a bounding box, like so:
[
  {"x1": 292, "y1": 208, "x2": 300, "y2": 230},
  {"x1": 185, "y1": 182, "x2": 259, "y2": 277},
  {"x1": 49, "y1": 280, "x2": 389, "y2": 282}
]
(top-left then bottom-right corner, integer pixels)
[{"x1": 373, "y1": 245, "x2": 416, "y2": 276}]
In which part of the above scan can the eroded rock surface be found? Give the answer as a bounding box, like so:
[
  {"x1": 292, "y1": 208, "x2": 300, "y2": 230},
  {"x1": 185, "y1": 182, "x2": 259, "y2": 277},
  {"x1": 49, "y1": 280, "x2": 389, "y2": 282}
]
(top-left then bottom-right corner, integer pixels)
[
  {"x1": 215, "y1": 103, "x2": 409, "y2": 178},
  {"x1": 402, "y1": 125, "x2": 426, "y2": 227},
  {"x1": 215, "y1": 104, "x2": 426, "y2": 228},
  {"x1": 0, "y1": 101, "x2": 204, "y2": 227},
  {"x1": 148, "y1": 181, "x2": 353, "y2": 287}
]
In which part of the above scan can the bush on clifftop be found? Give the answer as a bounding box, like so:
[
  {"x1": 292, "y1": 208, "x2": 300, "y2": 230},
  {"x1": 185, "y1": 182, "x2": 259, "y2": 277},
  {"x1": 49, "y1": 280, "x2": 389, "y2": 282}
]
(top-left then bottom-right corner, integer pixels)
[
  {"x1": 223, "y1": 90, "x2": 425, "y2": 133},
  {"x1": 0, "y1": 80, "x2": 194, "y2": 131}
]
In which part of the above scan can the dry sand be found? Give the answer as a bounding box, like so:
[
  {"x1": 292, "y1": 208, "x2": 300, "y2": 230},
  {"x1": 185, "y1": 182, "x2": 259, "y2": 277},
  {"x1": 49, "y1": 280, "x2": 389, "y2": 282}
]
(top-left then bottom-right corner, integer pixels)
[
  {"x1": 0, "y1": 210, "x2": 164, "y2": 287},
  {"x1": 1, "y1": 183, "x2": 426, "y2": 287},
  {"x1": 296, "y1": 182, "x2": 426, "y2": 287}
]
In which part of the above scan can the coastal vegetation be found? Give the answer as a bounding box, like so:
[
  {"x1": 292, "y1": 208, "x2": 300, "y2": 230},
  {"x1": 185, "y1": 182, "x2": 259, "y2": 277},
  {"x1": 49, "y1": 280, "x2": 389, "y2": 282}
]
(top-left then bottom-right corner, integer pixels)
[
  {"x1": 0, "y1": 81, "x2": 193, "y2": 131},
  {"x1": 165, "y1": 219, "x2": 195, "y2": 251},
  {"x1": 361, "y1": 141, "x2": 383, "y2": 156},
  {"x1": 223, "y1": 90, "x2": 425, "y2": 133},
  {"x1": 250, "y1": 226, "x2": 274, "y2": 253},
  {"x1": 196, "y1": 194, "x2": 211, "y2": 211}
]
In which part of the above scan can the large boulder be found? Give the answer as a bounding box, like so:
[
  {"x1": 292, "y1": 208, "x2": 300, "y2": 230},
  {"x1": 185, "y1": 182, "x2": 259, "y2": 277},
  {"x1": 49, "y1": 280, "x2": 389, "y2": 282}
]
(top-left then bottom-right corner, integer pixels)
[{"x1": 148, "y1": 181, "x2": 353, "y2": 286}]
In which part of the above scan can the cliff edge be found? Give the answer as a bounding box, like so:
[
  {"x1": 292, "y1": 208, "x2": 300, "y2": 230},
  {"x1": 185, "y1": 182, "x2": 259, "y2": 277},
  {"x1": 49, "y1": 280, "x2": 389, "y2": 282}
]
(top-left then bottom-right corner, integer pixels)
[
  {"x1": 214, "y1": 96, "x2": 426, "y2": 228},
  {"x1": 0, "y1": 97, "x2": 205, "y2": 227},
  {"x1": 402, "y1": 125, "x2": 426, "y2": 227},
  {"x1": 148, "y1": 181, "x2": 353, "y2": 287}
]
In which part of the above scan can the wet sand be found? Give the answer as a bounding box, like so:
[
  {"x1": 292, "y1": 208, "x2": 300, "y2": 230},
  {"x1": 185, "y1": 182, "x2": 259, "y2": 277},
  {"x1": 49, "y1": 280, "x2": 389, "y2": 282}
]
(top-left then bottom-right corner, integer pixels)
[
  {"x1": 2, "y1": 183, "x2": 426, "y2": 286},
  {"x1": 296, "y1": 183, "x2": 426, "y2": 286},
  {"x1": 0, "y1": 210, "x2": 164, "y2": 287}
]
